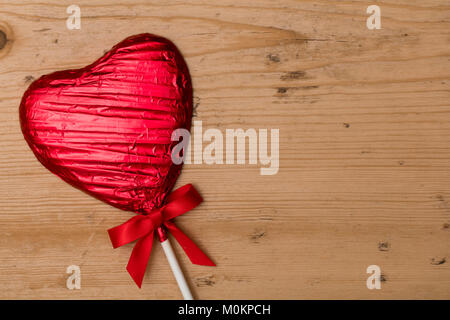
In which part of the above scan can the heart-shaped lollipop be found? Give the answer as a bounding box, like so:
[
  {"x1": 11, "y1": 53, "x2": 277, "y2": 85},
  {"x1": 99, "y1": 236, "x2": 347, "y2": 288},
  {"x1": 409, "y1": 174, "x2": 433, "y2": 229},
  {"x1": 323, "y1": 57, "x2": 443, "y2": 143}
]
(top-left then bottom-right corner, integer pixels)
[
  {"x1": 20, "y1": 34, "x2": 213, "y2": 294},
  {"x1": 20, "y1": 34, "x2": 192, "y2": 213}
]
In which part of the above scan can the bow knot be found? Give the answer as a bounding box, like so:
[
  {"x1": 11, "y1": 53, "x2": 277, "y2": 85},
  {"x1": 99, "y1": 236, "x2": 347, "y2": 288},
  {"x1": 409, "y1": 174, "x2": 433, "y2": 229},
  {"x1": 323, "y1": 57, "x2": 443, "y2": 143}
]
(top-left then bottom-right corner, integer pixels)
[
  {"x1": 108, "y1": 184, "x2": 215, "y2": 288},
  {"x1": 147, "y1": 208, "x2": 163, "y2": 229}
]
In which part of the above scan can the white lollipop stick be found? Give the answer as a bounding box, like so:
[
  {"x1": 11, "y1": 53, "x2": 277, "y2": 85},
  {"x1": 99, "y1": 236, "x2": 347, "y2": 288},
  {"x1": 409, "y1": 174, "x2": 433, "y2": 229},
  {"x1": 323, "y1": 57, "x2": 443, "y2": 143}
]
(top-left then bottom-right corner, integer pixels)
[{"x1": 160, "y1": 238, "x2": 194, "y2": 300}]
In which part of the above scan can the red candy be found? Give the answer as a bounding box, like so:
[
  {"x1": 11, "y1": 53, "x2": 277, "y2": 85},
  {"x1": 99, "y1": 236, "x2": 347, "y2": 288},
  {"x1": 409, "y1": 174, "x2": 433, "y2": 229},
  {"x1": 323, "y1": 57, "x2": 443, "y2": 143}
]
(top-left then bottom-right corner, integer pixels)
[{"x1": 20, "y1": 34, "x2": 193, "y2": 214}]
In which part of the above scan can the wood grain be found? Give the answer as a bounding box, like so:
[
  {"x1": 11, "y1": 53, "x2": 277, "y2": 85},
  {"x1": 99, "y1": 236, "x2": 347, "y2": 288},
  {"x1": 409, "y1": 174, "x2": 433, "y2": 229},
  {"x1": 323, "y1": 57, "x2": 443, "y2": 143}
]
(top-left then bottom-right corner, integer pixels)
[{"x1": 0, "y1": 0, "x2": 449, "y2": 299}]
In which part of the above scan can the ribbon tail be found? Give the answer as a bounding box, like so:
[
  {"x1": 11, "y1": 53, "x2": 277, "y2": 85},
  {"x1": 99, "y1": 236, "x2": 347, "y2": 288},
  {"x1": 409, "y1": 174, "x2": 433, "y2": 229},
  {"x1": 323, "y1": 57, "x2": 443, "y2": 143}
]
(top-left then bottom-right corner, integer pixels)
[
  {"x1": 126, "y1": 231, "x2": 154, "y2": 288},
  {"x1": 164, "y1": 221, "x2": 215, "y2": 267}
]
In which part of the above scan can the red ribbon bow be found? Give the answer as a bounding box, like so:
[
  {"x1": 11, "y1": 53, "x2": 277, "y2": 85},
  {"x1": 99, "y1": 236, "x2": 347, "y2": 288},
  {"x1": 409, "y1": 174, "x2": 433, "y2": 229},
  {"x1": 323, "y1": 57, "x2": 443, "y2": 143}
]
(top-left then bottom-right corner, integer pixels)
[{"x1": 108, "y1": 184, "x2": 215, "y2": 288}]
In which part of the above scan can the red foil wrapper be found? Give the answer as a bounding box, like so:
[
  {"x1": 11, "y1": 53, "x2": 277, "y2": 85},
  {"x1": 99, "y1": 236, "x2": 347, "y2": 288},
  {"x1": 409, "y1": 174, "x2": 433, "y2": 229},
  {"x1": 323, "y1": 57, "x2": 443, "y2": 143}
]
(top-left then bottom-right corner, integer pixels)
[{"x1": 20, "y1": 34, "x2": 193, "y2": 214}]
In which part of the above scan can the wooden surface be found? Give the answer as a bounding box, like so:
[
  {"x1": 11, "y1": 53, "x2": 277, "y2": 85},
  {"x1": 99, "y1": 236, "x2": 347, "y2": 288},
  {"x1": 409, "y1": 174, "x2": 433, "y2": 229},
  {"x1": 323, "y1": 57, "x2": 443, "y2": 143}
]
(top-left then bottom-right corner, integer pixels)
[{"x1": 0, "y1": 0, "x2": 449, "y2": 299}]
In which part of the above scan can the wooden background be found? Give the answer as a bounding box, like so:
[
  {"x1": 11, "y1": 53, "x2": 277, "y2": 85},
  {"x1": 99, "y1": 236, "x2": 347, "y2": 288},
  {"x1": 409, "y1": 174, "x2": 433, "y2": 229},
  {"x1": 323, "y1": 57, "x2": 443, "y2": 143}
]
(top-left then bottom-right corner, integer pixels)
[{"x1": 0, "y1": 0, "x2": 449, "y2": 299}]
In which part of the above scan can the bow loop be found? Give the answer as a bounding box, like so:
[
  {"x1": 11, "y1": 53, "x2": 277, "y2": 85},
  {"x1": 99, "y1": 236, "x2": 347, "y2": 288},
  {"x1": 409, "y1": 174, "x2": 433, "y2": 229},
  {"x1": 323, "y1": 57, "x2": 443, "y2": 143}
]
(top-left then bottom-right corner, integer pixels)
[
  {"x1": 161, "y1": 184, "x2": 203, "y2": 221},
  {"x1": 108, "y1": 215, "x2": 152, "y2": 248},
  {"x1": 107, "y1": 184, "x2": 215, "y2": 287}
]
